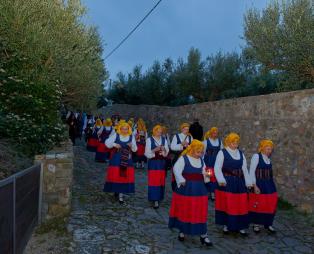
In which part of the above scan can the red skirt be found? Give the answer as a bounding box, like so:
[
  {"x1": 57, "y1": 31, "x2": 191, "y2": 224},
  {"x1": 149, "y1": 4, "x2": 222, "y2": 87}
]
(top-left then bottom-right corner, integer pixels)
[
  {"x1": 136, "y1": 143, "x2": 145, "y2": 156},
  {"x1": 97, "y1": 143, "x2": 111, "y2": 153},
  {"x1": 248, "y1": 193, "x2": 278, "y2": 214}
]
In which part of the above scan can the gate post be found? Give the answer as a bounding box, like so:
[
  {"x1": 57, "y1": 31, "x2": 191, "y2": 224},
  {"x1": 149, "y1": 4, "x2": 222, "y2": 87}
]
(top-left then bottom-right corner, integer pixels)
[{"x1": 38, "y1": 163, "x2": 44, "y2": 225}]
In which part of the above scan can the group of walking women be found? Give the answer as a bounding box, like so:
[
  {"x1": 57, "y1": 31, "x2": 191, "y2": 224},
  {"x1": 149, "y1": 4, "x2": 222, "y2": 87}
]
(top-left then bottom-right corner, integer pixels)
[{"x1": 85, "y1": 116, "x2": 278, "y2": 247}]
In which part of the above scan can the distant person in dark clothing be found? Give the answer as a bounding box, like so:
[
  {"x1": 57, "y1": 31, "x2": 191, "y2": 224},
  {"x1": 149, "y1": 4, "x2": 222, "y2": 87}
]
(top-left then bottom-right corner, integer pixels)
[
  {"x1": 76, "y1": 112, "x2": 83, "y2": 140},
  {"x1": 67, "y1": 112, "x2": 78, "y2": 145},
  {"x1": 189, "y1": 119, "x2": 203, "y2": 141}
]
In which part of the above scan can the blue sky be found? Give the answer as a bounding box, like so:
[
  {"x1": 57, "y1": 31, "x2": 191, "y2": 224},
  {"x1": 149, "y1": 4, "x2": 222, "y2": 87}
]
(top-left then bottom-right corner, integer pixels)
[{"x1": 82, "y1": 0, "x2": 270, "y2": 80}]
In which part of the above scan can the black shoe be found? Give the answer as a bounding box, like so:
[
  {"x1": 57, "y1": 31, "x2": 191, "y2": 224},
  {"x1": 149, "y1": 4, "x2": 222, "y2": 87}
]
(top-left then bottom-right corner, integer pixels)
[
  {"x1": 239, "y1": 230, "x2": 248, "y2": 237},
  {"x1": 223, "y1": 227, "x2": 229, "y2": 235},
  {"x1": 153, "y1": 202, "x2": 159, "y2": 209},
  {"x1": 178, "y1": 233, "x2": 185, "y2": 242},
  {"x1": 267, "y1": 226, "x2": 276, "y2": 234},
  {"x1": 119, "y1": 199, "x2": 125, "y2": 205},
  {"x1": 200, "y1": 236, "x2": 213, "y2": 247},
  {"x1": 210, "y1": 193, "x2": 215, "y2": 201},
  {"x1": 253, "y1": 225, "x2": 261, "y2": 234}
]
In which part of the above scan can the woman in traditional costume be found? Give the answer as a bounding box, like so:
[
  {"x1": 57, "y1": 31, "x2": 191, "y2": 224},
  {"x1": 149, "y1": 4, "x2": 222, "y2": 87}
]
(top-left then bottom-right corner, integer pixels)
[
  {"x1": 134, "y1": 118, "x2": 148, "y2": 169},
  {"x1": 168, "y1": 140, "x2": 213, "y2": 246},
  {"x1": 103, "y1": 122, "x2": 137, "y2": 204},
  {"x1": 170, "y1": 123, "x2": 193, "y2": 190},
  {"x1": 162, "y1": 126, "x2": 173, "y2": 171},
  {"x1": 214, "y1": 133, "x2": 252, "y2": 236},
  {"x1": 249, "y1": 139, "x2": 277, "y2": 233},
  {"x1": 95, "y1": 118, "x2": 114, "y2": 163},
  {"x1": 203, "y1": 127, "x2": 223, "y2": 200},
  {"x1": 86, "y1": 118, "x2": 102, "y2": 152},
  {"x1": 145, "y1": 125, "x2": 169, "y2": 209}
]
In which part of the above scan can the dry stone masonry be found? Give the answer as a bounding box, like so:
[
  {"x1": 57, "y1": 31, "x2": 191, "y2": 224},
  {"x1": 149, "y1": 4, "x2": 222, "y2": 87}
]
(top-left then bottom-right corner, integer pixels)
[
  {"x1": 35, "y1": 140, "x2": 74, "y2": 221},
  {"x1": 99, "y1": 89, "x2": 314, "y2": 213}
]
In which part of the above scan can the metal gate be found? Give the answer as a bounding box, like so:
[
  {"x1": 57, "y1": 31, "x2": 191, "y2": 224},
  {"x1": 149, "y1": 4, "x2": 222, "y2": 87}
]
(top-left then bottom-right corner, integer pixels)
[{"x1": 0, "y1": 164, "x2": 42, "y2": 254}]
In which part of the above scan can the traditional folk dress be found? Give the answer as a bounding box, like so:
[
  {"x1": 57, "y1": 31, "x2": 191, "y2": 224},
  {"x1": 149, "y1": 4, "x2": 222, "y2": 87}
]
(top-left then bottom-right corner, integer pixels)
[
  {"x1": 203, "y1": 138, "x2": 223, "y2": 193},
  {"x1": 145, "y1": 136, "x2": 169, "y2": 202},
  {"x1": 95, "y1": 126, "x2": 114, "y2": 162},
  {"x1": 86, "y1": 124, "x2": 101, "y2": 152},
  {"x1": 103, "y1": 133, "x2": 137, "y2": 194},
  {"x1": 248, "y1": 153, "x2": 278, "y2": 227},
  {"x1": 170, "y1": 133, "x2": 193, "y2": 191},
  {"x1": 169, "y1": 155, "x2": 209, "y2": 235},
  {"x1": 214, "y1": 147, "x2": 251, "y2": 231},
  {"x1": 134, "y1": 129, "x2": 147, "y2": 164},
  {"x1": 163, "y1": 133, "x2": 173, "y2": 171}
]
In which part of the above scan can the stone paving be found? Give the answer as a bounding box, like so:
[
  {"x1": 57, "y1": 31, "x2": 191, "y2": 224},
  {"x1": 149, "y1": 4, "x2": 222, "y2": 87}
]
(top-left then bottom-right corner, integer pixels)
[{"x1": 67, "y1": 141, "x2": 314, "y2": 254}]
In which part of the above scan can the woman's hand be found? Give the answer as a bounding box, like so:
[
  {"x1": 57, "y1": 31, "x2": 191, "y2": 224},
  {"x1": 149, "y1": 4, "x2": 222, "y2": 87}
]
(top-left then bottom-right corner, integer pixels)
[
  {"x1": 218, "y1": 182, "x2": 226, "y2": 187},
  {"x1": 179, "y1": 181, "x2": 186, "y2": 187},
  {"x1": 182, "y1": 141, "x2": 188, "y2": 148},
  {"x1": 152, "y1": 146, "x2": 161, "y2": 152},
  {"x1": 114, "y1": 143, "x2": 121, "y2": 149},
  {"x1": 254, "y1": 185, "x2": 261, "y2": 194}
]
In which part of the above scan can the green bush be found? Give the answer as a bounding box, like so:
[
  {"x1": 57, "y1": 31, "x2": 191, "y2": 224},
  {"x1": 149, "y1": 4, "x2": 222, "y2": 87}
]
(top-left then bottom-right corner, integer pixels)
[{"x1": 0, "y1": 0, "x2": 106, "y2": 155}]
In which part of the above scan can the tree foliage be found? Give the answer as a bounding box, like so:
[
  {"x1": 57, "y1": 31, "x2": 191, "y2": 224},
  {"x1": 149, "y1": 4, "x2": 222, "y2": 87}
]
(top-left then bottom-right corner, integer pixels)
[
  {"x1": 0, "y1": 0, "x2": 106, "y2": 155},
  {"x1": 244, "y1": 0, "x2": 314, "y2": 90},
  {"x1": 108, "y1": 49, "x2": 278, "y2": 106},
  {"x1": 108, "y1": 0, "x2": 313, "y2": 106}
]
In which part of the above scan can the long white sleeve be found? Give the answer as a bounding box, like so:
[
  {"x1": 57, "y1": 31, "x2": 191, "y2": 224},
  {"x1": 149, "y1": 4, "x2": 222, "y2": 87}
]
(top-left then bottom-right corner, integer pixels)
[
  {"x1": 105, "y1": 133, "x2": 117, "y2": 148},
  {"x1": 241, "y1": 154, "x2": 252, "y2": 187},
  {"x1": 97, "y1": 126, "x2": 104, "y2": 136},
  {"x1": 163, "y1": 140, "x2": 170, "y2": 156},
  {"x1": 203, "y1": 140, "x2": 207, "y2": 151},
  {"x1": 170, "y1": 135, "x2": 183, "y2": 151},
  {"x1": 214, "y1": 151, "x2": 226, "y2": 184},
  {"x1": 249, "y1": 154, "x2": 259, "y2": 185},
  {"x1": 109, "y1": 128, "x2": 115, "y2": 136},
  {"x1": 144, "y1": 138, "x2": 155, "y2": 159},
  {"x1": 132, "y1": 129, "x2": 137, "y2": 137},
  {"x1": 202, "y1": 164, "x2": 210, "y2": 183},
  {"x1": 173, "y1": 156, "x2": 186, "y2": 187},
  {"x1": 131, "y1": 136, "x2": 137, "y2": 152}
]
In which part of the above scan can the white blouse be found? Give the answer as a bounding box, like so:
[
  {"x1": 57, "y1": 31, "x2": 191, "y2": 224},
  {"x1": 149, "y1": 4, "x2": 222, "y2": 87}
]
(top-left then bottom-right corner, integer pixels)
[
  {"x1": 133, "y1": 129, "x2": 148, "y2": 139},
  {"x1": 97, "y1": 126, "x2": 115, "y2": 136},
  {"x1": 144, "y1": 136, "x2": 169, "y2": 159},
  {"x1": 170, "y1": 133, "x2": 193, "y2": 151},
  {"x1": 249, "y1": 153, "x2": 271, "y2": 185},
  {"x1": 105, "y1": 133, "x2": 137, "y2": 152},
  {"x1": 173, "y1": 155, "x2": 210, "y2": 187},
  {"x1": 214, "y1": 147, "x2": 252, "y2": 186},
  {"x1": 202, "y1": 138, "x2": 223, "y2": 151}
]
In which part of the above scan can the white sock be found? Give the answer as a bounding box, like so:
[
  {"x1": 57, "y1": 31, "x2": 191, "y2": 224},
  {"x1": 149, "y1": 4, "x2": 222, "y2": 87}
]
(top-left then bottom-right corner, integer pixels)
[
  {"x1": 154, "y1": 201, "x2": 159, "y2": 206},
  {"x1": 223, "y1": 225, "x2": 228, "y2": 231},
  {"x1": 118, "y1": 193, "x2": 123, "y2": 201},
  {"x1": 179, "y1": 232, "x2": 185, "y2": 237}
]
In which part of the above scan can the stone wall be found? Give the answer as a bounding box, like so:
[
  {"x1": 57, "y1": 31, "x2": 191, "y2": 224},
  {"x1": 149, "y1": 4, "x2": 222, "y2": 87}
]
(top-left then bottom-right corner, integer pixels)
[
  {"x1": 35, "y1": 140, "x2": 73, "y2": 221},
  {"x1": 99, "y1": 89, "x2": 314, "y2": 213}
]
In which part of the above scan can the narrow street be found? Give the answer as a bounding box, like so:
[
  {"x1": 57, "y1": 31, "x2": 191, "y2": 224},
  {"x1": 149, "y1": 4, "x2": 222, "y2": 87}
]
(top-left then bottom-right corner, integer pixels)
[{"x1": 68, "y1": 141, "x2": 314, "y2": 254}]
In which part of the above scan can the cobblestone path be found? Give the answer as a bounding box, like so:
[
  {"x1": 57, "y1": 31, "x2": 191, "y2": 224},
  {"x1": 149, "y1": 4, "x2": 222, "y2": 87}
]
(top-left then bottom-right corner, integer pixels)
[{"x1": 68, "y1": 142, "x2": 314, "y2": 254}]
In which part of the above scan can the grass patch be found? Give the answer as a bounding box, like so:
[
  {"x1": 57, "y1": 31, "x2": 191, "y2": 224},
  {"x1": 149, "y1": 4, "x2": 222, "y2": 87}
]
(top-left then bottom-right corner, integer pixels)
[
  {"x1": 36, "y1": 214, "x2": 69, "y2": 236},
  {"x1": 278, "y1": 197, "x2": 295, "y2": 210}
]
